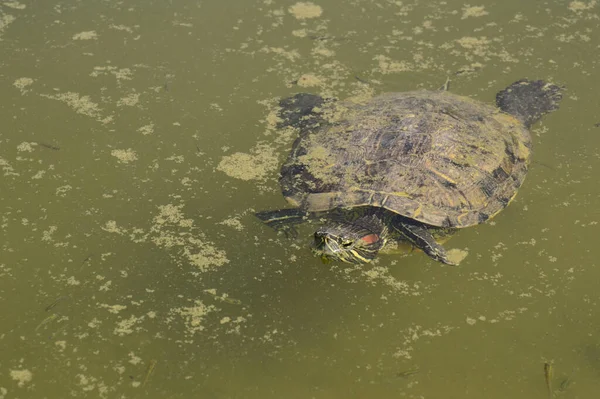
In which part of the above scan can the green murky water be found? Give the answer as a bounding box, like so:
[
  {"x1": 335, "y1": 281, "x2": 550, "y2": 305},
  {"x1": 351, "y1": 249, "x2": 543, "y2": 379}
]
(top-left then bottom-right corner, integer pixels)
[{"x1": 1, "y1": 0, "x2": 599, "y2": 398}]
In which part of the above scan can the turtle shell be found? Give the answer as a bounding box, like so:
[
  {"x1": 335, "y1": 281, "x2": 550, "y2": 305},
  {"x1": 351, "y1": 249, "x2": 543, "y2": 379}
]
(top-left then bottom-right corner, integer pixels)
[{"x1": 279, "y1": 90, "x2": 532, "y2": 228}]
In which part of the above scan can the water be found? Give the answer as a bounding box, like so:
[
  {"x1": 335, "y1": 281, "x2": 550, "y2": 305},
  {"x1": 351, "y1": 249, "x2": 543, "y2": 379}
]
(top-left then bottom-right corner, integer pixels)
[{"x1": 1, "y1": 0, "x2": 599, "y2": 398}]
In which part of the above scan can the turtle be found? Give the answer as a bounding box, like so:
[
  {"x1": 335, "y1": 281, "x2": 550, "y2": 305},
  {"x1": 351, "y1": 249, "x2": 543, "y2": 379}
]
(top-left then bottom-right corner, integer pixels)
[{"x1": 256, "y1": 79, "x2": 563, "y2": 265}]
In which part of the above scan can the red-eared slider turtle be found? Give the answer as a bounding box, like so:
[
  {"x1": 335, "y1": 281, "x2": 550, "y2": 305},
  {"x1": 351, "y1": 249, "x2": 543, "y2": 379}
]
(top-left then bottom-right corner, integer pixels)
[{"x1": 257, "y1": 79, "x2": 562, "y2": 265}]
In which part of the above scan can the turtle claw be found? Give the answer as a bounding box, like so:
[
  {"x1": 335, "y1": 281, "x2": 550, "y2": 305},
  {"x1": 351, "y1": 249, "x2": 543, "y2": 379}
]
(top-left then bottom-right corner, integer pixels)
[
  {"x1": 255, "y1": 208, "x2": 307, "y2": 239},
  {"x1": 438, "y1": 255, "x2": 458, "y2": 266},
  {"x1": 393, "y1": 218, "x2": 457, "y2": 266},
  {"x1": 263, "y1": 219, "x2": 299, "y2": 239},
  {"x1": 282, "y1": 225, "x2": 299, "y2": 239}
]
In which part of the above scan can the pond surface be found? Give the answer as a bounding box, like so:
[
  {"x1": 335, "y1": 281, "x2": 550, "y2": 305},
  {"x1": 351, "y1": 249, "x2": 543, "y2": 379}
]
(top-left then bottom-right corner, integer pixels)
[{"x1": 1, "y1": 0, "x2": 599, "y2": 398}]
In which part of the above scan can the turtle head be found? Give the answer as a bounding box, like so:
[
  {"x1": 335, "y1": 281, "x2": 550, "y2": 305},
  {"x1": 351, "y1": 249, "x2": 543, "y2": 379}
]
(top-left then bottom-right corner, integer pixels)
[{"x1": 312, "y1": 215, "x2": 388, "y2": 264}]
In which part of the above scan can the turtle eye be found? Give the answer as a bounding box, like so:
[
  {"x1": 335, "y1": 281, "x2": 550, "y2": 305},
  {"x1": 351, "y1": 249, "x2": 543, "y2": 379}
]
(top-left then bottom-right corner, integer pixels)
[{"x1": 341, "y1": 241, "x2": 353, "y2": 248}]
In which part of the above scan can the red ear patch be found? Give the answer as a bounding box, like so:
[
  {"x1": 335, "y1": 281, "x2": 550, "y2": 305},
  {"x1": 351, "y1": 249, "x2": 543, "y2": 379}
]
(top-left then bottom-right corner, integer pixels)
[{"x1": 359, "y1": 234, "x2": 380, "y2": 244}]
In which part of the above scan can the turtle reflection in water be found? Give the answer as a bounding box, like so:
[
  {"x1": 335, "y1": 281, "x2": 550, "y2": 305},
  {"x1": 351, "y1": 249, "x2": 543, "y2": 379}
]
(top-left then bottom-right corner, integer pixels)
[{"x1": 257, "y1": 79, "x2": 562, "y2": 265}]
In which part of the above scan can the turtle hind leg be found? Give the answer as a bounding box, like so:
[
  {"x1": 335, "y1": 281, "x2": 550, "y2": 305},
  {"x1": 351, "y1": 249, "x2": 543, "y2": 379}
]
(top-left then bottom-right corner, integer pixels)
[
  {"x1": 278, "y1": 93, "x2": 326, "y2": 132},
  {"x1": 255, "y1": 208, "x2": 309, "y2": 238},
  {"x1": 496, "y1": 79, "x2": 563, "y2": 128},
  {"x1": 393, "y1": 218, "x2": 457, "y2": 265}
]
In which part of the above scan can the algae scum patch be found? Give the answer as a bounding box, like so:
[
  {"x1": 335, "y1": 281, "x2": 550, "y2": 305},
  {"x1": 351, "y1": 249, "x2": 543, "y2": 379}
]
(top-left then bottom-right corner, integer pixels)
[
  {"x1": 102, "y1": 203, "x2": 229, "y2": 272},
  {"x1": 217, "y1": 144, "x2": 279, "y2": 182},
  {"x1": 288, "y1": 2, "x2": 323, "y2": 20}
]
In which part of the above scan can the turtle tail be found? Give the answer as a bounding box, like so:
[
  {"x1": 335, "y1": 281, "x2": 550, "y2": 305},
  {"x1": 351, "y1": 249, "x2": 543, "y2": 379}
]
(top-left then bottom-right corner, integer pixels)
[{"x1": 496, "y1": 79, "x2": 563, "y2": 128}]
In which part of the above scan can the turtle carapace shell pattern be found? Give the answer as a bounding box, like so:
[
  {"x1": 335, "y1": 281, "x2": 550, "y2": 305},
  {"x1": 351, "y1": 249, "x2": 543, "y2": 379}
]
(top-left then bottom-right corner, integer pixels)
[{"x1": 279, "y1": 90, "x2": 532, "y2": 228}]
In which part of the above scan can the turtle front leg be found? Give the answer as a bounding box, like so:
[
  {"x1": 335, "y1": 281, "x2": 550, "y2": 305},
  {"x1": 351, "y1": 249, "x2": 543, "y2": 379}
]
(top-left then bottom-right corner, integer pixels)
[
  {"x1": 255, "y1": 208, "x2": 309, "y2": 238},
  {"x1": 392, "y1": 218, "x2": 457, "y2": 265}
]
